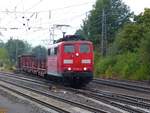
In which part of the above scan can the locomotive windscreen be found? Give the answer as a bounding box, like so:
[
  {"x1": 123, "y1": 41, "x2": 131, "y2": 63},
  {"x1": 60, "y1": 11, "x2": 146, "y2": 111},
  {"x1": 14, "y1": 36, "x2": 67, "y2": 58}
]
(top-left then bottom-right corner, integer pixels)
[
  {"x1": 64, "y1": 45, "x2": 75, "y2": 53},
  {"x1": 80, "y1": 44, "x2": 90, "y2": 53}
]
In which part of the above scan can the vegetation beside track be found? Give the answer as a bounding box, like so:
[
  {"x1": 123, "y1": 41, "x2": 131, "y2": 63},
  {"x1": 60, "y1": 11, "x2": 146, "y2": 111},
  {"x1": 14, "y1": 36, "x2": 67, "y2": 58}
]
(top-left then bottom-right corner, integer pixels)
[
  {"x1": 94, "y1": 9, "x2": 150, "y2": 80},
  {"x1": 0, "y1": 39, "x2": 46, "y2": 71}
]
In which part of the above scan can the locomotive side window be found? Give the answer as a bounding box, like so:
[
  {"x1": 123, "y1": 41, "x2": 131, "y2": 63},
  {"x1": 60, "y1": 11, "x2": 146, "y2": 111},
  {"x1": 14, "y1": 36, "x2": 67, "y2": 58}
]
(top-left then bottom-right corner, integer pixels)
[
  {"x1": 48, "y1": 49, "x2": 51, "y2": 56},
  {"x1": 64, "y1": 45, "x2": 75, "y2": 53},
  {"x1": 54, "y1": 47, "x2": 58, "y2": 55},
  {"x1": 48, "y1": 47, "x2": 57, "y2": 56},
  {"x1": 80, "y1": 44, "x2": 90, "y2": 53},
  {"x1": 50, "y1": 48, "x2": 54, "y2": 56}
]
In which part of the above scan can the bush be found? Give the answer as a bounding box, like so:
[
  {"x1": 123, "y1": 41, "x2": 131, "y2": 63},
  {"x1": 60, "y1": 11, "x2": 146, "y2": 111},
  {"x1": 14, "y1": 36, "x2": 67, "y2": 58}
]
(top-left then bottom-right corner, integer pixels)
[
  {"x1": 94, "y1": 53, "x2": 117, "y2": 78},
  {"x1": 138, "y1": 32, "x2": 150, "y2": 80},
  {"x1": 113, "y1": 52, "x2": 140, "y2": 79},
  {"x1": 134, "y1": 65, "x2": 149, "y2": 80},
  {"x1": 94, "y1": 9, "x2": 150, "y2": 80},
  {"x1": 94, "y1": 52, "x2": 148, "y2": 80}
]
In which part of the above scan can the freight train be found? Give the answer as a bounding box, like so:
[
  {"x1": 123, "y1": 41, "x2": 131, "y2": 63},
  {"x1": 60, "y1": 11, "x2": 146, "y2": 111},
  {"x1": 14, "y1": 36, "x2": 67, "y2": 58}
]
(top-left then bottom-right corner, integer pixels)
[{"x1": 18, "y1": 35, "x2": 94, "y2": 87}]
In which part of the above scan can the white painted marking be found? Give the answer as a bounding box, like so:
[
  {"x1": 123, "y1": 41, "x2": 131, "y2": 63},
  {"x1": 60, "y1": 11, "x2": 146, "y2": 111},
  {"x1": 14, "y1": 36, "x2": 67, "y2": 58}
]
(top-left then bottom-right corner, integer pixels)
[
  {"x1": 82, "y1": 59, "x2": 91, "y2": 64},
  {"x1": 64, "y1": 59, "x2": 73, "y2": 64}
]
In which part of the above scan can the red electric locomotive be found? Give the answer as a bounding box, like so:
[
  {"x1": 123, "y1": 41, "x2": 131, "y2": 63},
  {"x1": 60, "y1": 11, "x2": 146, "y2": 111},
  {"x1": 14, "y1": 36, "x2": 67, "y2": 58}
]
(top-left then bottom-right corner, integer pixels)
[{"x1": 18, "y1": 35, "x2": 94, "y2": 87}]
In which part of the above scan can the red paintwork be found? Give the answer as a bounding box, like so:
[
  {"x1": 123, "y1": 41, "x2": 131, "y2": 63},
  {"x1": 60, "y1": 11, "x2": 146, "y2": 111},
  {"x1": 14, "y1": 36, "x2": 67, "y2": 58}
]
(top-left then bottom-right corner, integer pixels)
[{"x1": 47, "y1": 41, "x2": 94, "y2": 76}]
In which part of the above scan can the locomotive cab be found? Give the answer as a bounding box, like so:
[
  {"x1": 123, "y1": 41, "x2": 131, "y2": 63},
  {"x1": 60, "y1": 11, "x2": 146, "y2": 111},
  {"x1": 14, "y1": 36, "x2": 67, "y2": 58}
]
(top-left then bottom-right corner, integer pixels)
[
  {"x1": 47, "y1": 35, "x2": 94, "y2": 87},
  {"x1": 60, "y1": 41, "x2": 94, "y2": 86}
]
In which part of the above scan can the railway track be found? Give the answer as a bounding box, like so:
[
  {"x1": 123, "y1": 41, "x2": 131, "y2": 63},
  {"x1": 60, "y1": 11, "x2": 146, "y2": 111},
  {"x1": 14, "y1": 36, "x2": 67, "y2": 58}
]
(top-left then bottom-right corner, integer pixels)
[
  {"x1": 0, "y1": 82, "x2": 70, "y2": 113},
  {"x1": 0, "y1": 71, "x2": 50, "y2": 84},
  {"x1": 0, "y1": 72, "x2": 107, "y2": 113},
  {"x1": 0, "y1": 72, "x2": 52, "y2": 87},
  {"x1": 64, "y1": 87, "x2": 150, "y2": 113},
  {"x1": 93, "y1": 79, "x2": 150, "y2": 94},
  {"x1": 1, "y1": 72, "x2": 150, "y2": 112}
]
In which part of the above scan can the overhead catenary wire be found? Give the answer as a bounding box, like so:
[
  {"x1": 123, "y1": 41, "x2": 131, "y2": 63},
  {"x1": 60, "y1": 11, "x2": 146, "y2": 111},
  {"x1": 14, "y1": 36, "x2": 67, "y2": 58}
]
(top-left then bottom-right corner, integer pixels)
[
  {"x1": 0, "y1": 10, "x2": 91, "y2": 31},
  {"x1": 0, "y1": 1, "x2": 94, "y2": 32},
  {"x1": 1, "y1": 9, "x2": 120, "y2": 33},
  {"x1": 21, "y1": 0, "x2": 25, "y2": 12},
  {"x1": 0, "y1": 1, "x2": 94, "y2": 14},
  {"x1": 0, "y1": 1, "x2": 95, "y2": 31},
  {"x1": 24, "y1": 0, "x2": 44, "y2": 12},
  {"x1": 0, "y1": 1, "x2": 95, "y2": 46}
]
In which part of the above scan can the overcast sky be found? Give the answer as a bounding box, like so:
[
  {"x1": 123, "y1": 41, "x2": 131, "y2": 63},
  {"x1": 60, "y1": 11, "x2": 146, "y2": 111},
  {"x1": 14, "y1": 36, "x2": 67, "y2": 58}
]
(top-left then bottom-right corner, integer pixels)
[
  {"x1": 123, "y1": 0, "x2": 150, "y2": 14},
  {"x1": 0, "y1": 0, "x2": 150, "y2": 47}
]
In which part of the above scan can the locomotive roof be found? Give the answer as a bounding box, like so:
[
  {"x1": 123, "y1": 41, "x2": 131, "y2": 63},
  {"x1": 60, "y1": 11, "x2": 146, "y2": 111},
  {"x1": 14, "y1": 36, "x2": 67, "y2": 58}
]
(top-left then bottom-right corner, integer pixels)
[
  {"x1": 61, "y1": 40, "x2": 92, "y2": 44},
  {"x1": 55, "y1": 35, "x2": 85, "y2": 43},
  {"x1": 48, "y1": 40, "x2": 92, "y2": 48},
  {"x1": 48, "y1": 35, "x2": 92, "y2": 48}
]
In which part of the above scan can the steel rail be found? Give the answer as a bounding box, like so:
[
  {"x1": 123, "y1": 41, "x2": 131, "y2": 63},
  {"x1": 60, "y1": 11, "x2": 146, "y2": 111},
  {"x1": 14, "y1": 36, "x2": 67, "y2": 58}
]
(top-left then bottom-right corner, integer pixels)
[
  {"x1": 0, "y1": 78, "x2": 107, "y2": 113},
  {"x1": 61, "y1": 87, "x2": 150, "y2": 113},
  {"x1": 93, "y1": 79, "x2": 150, "y2": 94},
  {"x1": 1, "y1": 72, "x2": 150, "y2": 112},
  {"x1": 0, "y1": 83, "x2": 70, "y2": 113}
]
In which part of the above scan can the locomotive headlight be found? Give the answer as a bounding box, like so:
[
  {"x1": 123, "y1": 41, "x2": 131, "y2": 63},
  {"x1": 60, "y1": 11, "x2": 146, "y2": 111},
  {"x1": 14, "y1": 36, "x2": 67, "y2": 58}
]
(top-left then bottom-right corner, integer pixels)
[
  {"x1": 83, "y1": 67, "x2": 87, "y2": 71},
  {"x1": 75, "y1": 53, "x2": 79, "y2": 56},
  {"x1": 68, "y1": 67, "x2": 71, "y2": 71}
]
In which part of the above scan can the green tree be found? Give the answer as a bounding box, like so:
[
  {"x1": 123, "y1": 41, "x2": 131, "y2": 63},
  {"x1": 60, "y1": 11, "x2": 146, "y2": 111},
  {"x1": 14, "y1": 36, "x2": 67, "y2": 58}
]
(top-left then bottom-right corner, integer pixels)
[
  {"x1": 94, "y1": 9, "x2": 150, "y2": 80},
  {"x1": 0, "y1": 48, "x2": 10, "y2": 68},
  {"x1": 0, "y1": 40, "x2": 5, "y2": 48},
  {"x1": 137, "y1": 9, "x2": 150, "y2": 78},
  {"x1": 32, "y1": 45, "x2": 47, "y2": 59},
  {"x1": 5, "y1": 38, "x2": 31, "y2": 64},
  {"x1": 76, "y1": 0, "x2": 132, "y2": 46},
  {"x1": 111, "y1": 9, "x2": 150, "y2": 54},
  {"x1": 75, "y1": 29, "x2": 86, "y2": 39},
  {"x1": 139, "y1": 32, "x2": 150, "y2": 78},
  {"x1": 135, "y1": 8, "x2": 150, "y2": 27},
  {"x1": 111, "y1": 24, "x2": 145, "y2": 54}
]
